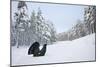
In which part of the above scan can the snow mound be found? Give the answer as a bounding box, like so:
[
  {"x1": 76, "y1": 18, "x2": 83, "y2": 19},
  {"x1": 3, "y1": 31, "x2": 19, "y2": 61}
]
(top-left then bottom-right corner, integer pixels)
[{"x1": 11, "y1": 33, "x2": 95, "y2": 66}]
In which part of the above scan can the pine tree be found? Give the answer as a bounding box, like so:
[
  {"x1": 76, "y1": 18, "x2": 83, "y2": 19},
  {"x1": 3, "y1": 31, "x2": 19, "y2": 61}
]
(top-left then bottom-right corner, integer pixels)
[{"x1": 14, "y1": 1, "x2": 29, "y2": 48}]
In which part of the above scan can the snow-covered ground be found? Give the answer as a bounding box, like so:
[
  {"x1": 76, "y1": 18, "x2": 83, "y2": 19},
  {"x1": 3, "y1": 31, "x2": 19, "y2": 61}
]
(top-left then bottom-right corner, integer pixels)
[{"x1": 11, "y1": 34, "x2": 96, "y2": 66}]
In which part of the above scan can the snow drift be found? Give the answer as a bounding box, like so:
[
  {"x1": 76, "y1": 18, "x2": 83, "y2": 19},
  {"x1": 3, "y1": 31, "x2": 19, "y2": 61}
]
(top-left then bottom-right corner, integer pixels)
[{"x1": 11, "y1": 33, "x2": 96, "y2": 66}]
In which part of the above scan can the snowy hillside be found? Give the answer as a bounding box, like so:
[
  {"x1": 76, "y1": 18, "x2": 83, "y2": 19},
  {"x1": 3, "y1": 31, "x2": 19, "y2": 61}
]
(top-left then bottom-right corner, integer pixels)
[{"x1": 11, "y1": 33, "x2": 95, "y2": 66}]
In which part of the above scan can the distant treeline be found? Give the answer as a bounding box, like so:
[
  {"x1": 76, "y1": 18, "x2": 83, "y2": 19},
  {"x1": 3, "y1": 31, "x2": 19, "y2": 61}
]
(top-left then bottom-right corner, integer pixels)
[{"x1": 57, "y1": 6, "x2": 96, "y2": 41}]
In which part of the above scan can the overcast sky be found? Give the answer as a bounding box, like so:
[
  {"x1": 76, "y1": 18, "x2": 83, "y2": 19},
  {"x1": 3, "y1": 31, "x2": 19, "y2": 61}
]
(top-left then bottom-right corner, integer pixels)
[{"x1": 12, "y1": 1, "x2": 87, "y2": 34}]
